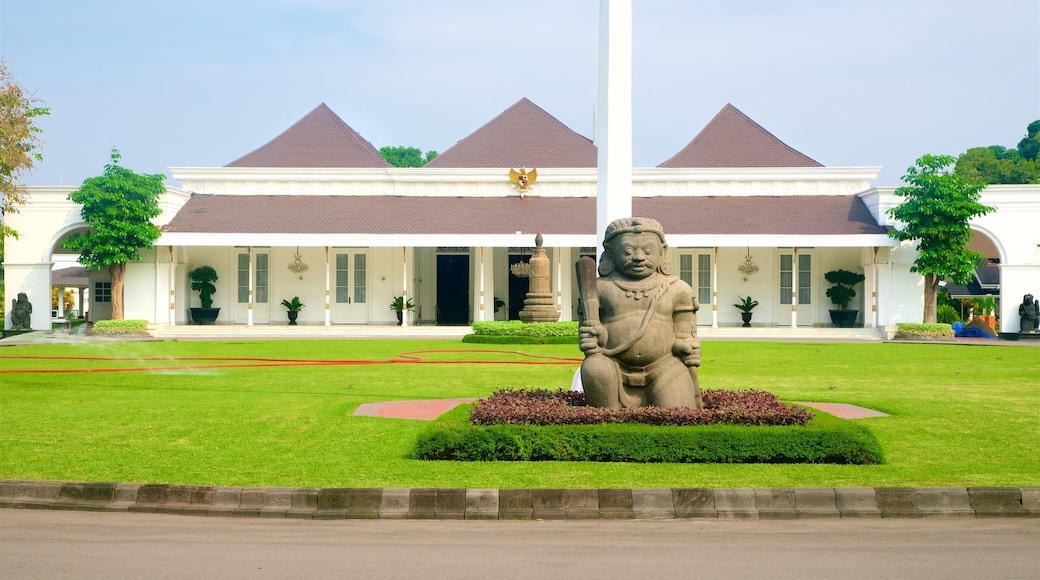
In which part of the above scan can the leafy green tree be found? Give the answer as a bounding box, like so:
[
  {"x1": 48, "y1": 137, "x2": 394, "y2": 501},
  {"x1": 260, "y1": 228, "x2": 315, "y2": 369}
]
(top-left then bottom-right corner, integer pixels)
[
  {"x1": 379, "y1": 146, "x2": 438, "y2": 167},
  {"x1": 61, "y1": 148, "x2": 164, "y2": 320},
  {"x1": 955, "y1": 120, "x2": 1040, "y2": 184},
  {"x1": 0, "y1": 59, "x2": 50, "y2": 265},
  {"x1": 888, "y1": 154, "x2": 994, "y2": 323},
  {"x1": 1017, "y1": 120, "x2": 1040, "y2": 161}
]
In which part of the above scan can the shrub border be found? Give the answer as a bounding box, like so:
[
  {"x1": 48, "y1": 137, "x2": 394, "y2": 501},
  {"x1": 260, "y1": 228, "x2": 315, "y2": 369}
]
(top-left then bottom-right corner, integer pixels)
[{"x1": 413, "y1": 405, "x2": 884, "y2": 464}]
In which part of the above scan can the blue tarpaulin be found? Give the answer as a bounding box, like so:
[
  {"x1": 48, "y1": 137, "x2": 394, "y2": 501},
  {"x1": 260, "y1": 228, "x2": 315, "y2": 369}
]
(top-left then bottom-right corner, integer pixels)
[{"x1": 952, "y1": 322, "x2": 998, "y2": 338}]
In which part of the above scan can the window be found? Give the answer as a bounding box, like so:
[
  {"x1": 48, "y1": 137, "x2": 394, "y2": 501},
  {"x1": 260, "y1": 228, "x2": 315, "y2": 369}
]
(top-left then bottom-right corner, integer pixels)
[
  {"x1": 94, "y1": 282, "x2": 111, "y2": 303},
  {"x1": 237, "y1": 253, "x2": 269, "y2": 304},
  {"x1": 679, "y1": 252, "x2": 712, "y2": 306},
  {"x1": 780, "y1": 253, "x2": 812, "y2": 305}
]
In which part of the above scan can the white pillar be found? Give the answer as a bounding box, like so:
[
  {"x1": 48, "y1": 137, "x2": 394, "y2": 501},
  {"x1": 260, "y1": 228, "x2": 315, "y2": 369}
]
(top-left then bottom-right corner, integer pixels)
[
  {"x1": 168, "y1": 246, "x2": 177, "y2": 326},
  {"x1": 596, "y1": 0, "x2": 633, "y2": 250},
  {"x1": 322, "y1": 245, "x2": 330, "y2": 328},
  {"x1": 247, "y1": 246, "x2": 254, "y2": 327},
  {"x1": 790, "y1": 247, "x2": 799, "y2": 328},
  {"x1": 553, "y1": 246, "x2": 563, "y2": 318},
  {"x1": 401, "y1": 247, "x2": 410, "y2": 327},
  {"x1": 712, "y1": 247, "x2": 719, "y2": 328}
]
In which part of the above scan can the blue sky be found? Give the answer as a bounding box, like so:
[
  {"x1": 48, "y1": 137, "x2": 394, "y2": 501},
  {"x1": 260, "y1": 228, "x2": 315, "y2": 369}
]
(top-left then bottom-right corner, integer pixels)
[{"x1": 4, "y1": 0, "x2": 1038, "y2": 186}]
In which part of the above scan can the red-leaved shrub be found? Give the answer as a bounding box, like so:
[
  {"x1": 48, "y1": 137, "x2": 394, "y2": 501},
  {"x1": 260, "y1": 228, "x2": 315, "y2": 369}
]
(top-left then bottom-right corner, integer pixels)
[{"x1": 469, "y1": 388, "x2": 812, "y2": 427}]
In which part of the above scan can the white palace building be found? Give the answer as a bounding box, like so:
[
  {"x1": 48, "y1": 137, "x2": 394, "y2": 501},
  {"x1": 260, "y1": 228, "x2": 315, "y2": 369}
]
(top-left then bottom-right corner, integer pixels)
[{"x1": 5, "y1": 99, "x2": 1040, "y2": 336}]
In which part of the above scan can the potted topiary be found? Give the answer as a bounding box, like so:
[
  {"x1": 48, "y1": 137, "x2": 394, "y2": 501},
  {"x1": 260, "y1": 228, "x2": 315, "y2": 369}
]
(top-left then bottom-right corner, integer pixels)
[
  {"x1": 389, "y1": 295, "x2": 414, "y2": 325},
  {"x1": 187, "y1": 265, "x2": 220, "y2": 324},
  {"x1": 733, "y1": 295, "x2": 758, "y2": 327},
  {"x1": 825, "y1": 268, "x2": 866, "y2": 327},
  {"x1": 280, "y1": 296, "x2": 304, "y2": 325}
]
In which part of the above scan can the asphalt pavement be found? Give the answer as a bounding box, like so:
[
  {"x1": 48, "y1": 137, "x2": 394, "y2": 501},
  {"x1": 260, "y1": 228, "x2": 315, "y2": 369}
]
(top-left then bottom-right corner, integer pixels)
[{"x1": 1, "y1": 510, "x2": 1037, "y2": 579}]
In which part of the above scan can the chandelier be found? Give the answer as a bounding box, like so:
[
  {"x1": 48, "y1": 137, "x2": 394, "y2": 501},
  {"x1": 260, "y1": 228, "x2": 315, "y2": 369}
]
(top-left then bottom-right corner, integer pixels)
[
  {"x1": 287, "y1": 247, "x2": 309, "y2": 278},
  {"x1": 737, "y1": 247, "x2": 759, "y2": 281},
  {"x1": 510, "y1": 247, "x2": 532, "y2": 278},
  {"x1": 510, "y1": 261, "x2": 532, "y2": 278}
]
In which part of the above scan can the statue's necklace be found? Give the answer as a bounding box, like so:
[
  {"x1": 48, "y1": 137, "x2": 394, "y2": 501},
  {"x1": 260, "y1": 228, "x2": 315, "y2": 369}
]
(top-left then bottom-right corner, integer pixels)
[{"x1": 612, "y1": 275, "x2": 664, "y2": 301}]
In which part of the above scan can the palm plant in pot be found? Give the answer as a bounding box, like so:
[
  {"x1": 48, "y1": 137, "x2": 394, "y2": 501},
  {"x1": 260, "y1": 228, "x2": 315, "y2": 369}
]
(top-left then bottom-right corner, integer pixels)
[
  {"x1": 733, "y1": 295, "x2": 759, "y2": 327},
  {"x1": 280, "y1": 296, "x2": 304, "y2": 325},
  {"x1": 389, "y1": 296, "x2": 414, "y2": 325},
  {"x1": 187, "y1": 265, "x2": 220, "y2": 324},
  {"x1": 825, "y1": 269, "x2": 866, "y2": 327}
]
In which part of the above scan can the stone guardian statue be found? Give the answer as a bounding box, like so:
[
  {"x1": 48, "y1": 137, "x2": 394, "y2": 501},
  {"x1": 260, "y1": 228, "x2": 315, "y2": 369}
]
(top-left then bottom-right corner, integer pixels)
[
  {"x1": 576, "y1": 217, "x2": 703, "y2": 409},
  {"x1": 1019, "y1": 293, "x2": 1039, "y2": 333},
  {"x1": 11, "y1": 292, "x2": 32, "y2": 330}
]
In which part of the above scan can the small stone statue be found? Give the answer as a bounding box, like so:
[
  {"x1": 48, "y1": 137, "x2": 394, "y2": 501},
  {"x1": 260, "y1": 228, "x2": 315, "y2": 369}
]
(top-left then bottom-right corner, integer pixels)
[
  {"x1": 1020, "y1": 293, "x2": 1039, "y2": 333},
  {"x1": 11, "y1": 292, "x2": 32, "y2": 330},
  {"x1": 576, "y1": 217, "x2": 703, "y2": 409}
]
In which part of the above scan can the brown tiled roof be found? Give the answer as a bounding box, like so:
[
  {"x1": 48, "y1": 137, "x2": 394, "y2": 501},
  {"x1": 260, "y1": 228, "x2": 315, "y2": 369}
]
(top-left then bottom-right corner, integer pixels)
[
  {"x1": 659, "y1": 104, "x2": 822, "y2": 168},
  {"x1": 162, "y1": 194, "x2": 886, "y2": 237},
  {"x1": 425, "y1": 98, "x2": 597, "y2": 168},
  {"x1": 226, "y1": 103, "x2": 391, "y2": 168},
  {"x1": 51, "y1": 267, "x2": 90, "y2": 286}
]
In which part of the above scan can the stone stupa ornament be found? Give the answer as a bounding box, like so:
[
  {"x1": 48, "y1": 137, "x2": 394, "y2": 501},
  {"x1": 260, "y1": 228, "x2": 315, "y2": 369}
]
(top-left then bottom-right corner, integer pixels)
[{"x1": 518, "y1": 233, "x2": 561, "y2": 323}]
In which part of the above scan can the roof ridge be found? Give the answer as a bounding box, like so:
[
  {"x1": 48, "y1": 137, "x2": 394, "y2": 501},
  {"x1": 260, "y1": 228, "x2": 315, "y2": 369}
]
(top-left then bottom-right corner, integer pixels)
[
  {"x1": 425, "y1": 97, "x2": 596, "y2": 168},
  {"x1": 659, "y1": 103, "x2": 822, "y2": 168},
  {"x1": 225, "y1": 103, "x2": 391, "y2": 168}
]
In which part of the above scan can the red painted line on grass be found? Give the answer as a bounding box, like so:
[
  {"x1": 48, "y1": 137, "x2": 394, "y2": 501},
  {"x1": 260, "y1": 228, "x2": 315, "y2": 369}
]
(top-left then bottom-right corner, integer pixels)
[{"x1": 0, "y1": 350, "x2": 583, "y2": 374}]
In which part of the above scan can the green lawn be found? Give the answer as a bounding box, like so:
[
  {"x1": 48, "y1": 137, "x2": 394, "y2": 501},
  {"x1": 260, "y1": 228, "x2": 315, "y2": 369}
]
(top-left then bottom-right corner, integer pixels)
[{"x1": 0, "y1": 339, "x2": 1036, "y2": 489}]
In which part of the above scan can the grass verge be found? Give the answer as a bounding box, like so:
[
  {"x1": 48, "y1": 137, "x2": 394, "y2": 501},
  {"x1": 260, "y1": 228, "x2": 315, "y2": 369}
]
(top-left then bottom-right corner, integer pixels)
[{"x1": 0, "y1": 339, "x2": 1036, "y2": 488}]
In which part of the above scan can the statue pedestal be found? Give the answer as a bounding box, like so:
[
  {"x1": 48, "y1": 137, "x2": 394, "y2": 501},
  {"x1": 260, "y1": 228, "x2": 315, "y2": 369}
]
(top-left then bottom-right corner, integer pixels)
[{"x1": 518, "y1": 293, "x2": 560, "y2": 323}]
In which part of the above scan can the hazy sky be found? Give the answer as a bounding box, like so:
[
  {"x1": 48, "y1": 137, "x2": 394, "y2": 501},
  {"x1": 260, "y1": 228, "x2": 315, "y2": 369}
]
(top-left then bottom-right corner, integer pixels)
[{"x1": 4, "y1": 1, "x2": 1038, "y2": 187}]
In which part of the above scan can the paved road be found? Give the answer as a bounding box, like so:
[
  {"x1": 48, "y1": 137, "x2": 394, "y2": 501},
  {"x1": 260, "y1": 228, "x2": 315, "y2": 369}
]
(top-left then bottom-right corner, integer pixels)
[{"x1": 2, "y1": 510, "x2": 1038, "y2": 579}]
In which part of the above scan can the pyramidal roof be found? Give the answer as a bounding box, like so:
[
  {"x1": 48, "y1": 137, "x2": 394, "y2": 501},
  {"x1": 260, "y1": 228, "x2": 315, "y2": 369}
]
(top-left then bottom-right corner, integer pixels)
[
  {"x1": 425, "y1": 98, "x2": 597, "y2": 168},
  {"x1": 226, "y1": 103, "x2": 391, "y2": 168},
  {"x1": 659, "y1": 103, "x2": 822, "y2": 168}
]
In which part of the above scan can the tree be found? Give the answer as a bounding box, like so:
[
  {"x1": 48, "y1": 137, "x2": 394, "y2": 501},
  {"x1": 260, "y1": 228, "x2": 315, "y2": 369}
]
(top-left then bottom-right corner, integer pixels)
[
  {"x1": 379, "y1": 146, "x2": 438, "y2": 167},
  {"x1": 61, "y1": 148, "x2": 164, "y2": 320},
  {"x1": 1017, "y1": 120, "x2": 1040, "y2": 161},
  {"x1": 0, "y1": 59, "x2": 50, "y2": 264},
  {"x1": 954, "y1": 120, "x2": 1040, "y2": 184},
  {"x1": 888, "y1": 154, "x2": 994, "y2": 323}
]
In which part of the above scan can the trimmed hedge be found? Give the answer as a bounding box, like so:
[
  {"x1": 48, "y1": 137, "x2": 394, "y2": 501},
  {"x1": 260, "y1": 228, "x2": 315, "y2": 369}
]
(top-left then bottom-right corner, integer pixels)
[
  {"x1": 464, "y1": 321, "x2": 579, "y2": 344},
  {"x1": 895, "y1": 322, "x2": 955, "y2": 338},
  {"x1": 413, "y1": 403, "x2": 884, "y2": 464},
  {"x1": 91, "y1": 319, "x2": 149, "y2": 335}
]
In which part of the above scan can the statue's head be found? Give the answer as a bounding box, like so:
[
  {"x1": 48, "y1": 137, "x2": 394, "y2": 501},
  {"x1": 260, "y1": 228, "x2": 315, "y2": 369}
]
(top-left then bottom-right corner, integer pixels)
[
  {"x1": 16, "y1": 293, "x2": 27, "y2": 302},
  {"x1": 1026, "y1": 294, "x2": 1035, "y2": 304},
  {"x1": 599, "y1": 217, "x2": 671, "y2": 279}
]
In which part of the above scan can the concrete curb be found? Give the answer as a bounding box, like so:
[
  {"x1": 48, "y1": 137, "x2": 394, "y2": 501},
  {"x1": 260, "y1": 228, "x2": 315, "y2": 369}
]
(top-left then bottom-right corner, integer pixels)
[{"x1": 2, "y1": 480, "x2": 1037, "y2": 520}]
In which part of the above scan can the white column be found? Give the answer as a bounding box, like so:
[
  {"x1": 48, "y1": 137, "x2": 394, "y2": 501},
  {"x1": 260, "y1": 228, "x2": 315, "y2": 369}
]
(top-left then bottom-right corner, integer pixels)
[
  {"x1": 712, "y1": 247, "x2": 719, "y2": 328},
  {"x1": 596, "y1": 0, "x2": 633, "y2": 250},
  {"x1": 168, "y1": 246, "x2": 176, "y2": 326},
  {"x1": 401, "y1": 247, "x2": 410, "y2": 327},
  {"x1": 324, "y1": 247, "x2": 331, "y2": 327},
  {"x1": 790, "y1": 247, "x2": 799, "y2": 328},
  {"x1": 553, "y1": 246, "x2": 563, "y2": 318},
  {"x1": 247, "y1": 246, "x2": 254, "y2": 327}
]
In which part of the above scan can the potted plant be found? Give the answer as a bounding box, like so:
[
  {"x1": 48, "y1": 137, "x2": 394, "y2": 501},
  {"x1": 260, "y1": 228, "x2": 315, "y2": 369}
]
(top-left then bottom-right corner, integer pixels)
[
  {"x1": 733, "y1": 295, "x2": 758, "y2": 327},
  {"x1": 825, "y1": 268, "x2": 866, "y2": 327},
  {"x1": 280, "y1": 296, "x2": 304, "y2": 325},
  {"x1": 187, "y1": 265, "x2": 220, "y2": 324},
  {"x1": 389, "y1": 295, "x2": 414, "y2": 325}
]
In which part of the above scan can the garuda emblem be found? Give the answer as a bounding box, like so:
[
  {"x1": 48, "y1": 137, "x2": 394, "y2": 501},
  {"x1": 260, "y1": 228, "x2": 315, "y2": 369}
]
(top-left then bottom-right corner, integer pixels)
[{"x1": 509, "y1": 167, "x2": 537, "y2": 193}]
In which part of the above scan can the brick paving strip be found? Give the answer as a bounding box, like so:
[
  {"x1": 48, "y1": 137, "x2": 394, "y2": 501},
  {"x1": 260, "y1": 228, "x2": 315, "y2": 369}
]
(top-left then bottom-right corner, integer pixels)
[
  {"x1": 353, "y1": 398, "x2": 477, "y2": 420},
  {"x1": 795, "y1": 402, "x2": 890, "y2": 419},
  {"x1": 1, "y1": 480, "x2": 1036, "y2": 519}
]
